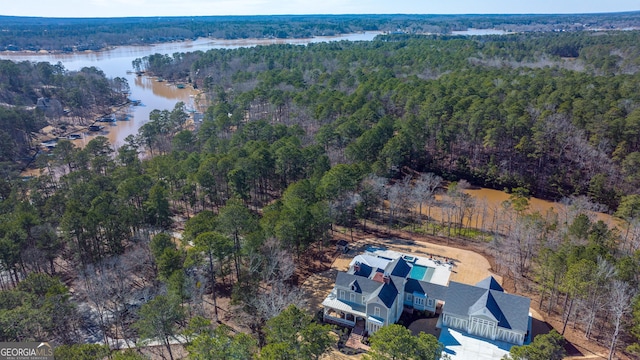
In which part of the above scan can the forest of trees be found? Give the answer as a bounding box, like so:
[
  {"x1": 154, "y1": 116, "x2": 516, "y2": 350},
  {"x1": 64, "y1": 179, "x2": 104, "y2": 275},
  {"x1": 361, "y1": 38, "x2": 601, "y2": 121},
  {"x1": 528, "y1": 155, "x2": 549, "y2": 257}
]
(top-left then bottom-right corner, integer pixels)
[
  {"x1": 0, "y1": 60, "x2": 129, "y2": 175},
  {"x1": 1, "y1": 12, "x2": 639, "y2": 51},
  {"x1": 142, "y1": 30, "x2": 640, "y2": 208},
  {"x1": 1, "y1": 21, "x2": 640, "y2": 359}
]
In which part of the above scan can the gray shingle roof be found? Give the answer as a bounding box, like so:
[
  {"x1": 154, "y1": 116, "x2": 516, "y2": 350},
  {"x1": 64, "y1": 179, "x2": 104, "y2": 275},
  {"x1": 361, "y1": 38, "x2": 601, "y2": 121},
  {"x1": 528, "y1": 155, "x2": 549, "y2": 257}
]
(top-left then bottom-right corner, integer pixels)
[
  {"x1": 389, "y1": 275, "x2": 406, "y2": 293},
  {"x1": 468, "y1": 291, "x2": 510, "y2": 328},
  {"x1": 444, "y1": 279, "x2": 530, "y2": 333},
  {"x1": 476, "y1": 276, "x2": 504, "y2": 291},
  {"x1": 405, "y1": 279, "x2": 448, "y2": 300},
  {"x1": 424, "y1": 282, "x2": 448, "y2": 300},
  {"x1": 335, "y1": 271, "x2": 382, "y2": 295}
]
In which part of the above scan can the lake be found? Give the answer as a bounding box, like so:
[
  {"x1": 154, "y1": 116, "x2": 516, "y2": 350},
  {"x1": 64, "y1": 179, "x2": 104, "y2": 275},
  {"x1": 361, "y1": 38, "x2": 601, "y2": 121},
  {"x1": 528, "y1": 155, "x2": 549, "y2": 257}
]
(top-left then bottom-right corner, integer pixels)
[
  {"x1": 0, "y1": 32, "x2": 382, "y2": 148},
  {"x1": 423, "y1": 187, "x2": 617, "y2": 234}
]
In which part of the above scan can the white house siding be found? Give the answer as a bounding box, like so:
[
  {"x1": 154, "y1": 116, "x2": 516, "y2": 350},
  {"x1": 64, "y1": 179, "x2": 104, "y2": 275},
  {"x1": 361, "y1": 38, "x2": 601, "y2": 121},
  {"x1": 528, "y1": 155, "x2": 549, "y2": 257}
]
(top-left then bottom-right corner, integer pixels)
[
  {"x1": 367, "y1": 316, "x2": 384, "y2": 334},
  {"x1": 443, "y1": 314, "x2": 526, "y2": 346},
  {"x1": 338, "y1": 288, "x2": 367, "y2": 306},
  {"x1": 413, "y1": 293, "x2": 427, "y2": 311},
  {"x1": 468, "y1": 316, "x2": 497, "y2": 340},
  {"x1": 496, "y1": 328, "x2": 525, "y2": 345},
  {"x1": 442, "y1": 313, "x2": 468, "y2": 331}
]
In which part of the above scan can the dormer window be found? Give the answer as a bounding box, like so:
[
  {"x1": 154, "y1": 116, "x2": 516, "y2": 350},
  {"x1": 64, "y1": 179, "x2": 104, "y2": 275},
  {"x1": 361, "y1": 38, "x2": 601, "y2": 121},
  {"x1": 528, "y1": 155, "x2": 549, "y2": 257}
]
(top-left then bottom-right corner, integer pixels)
[{"x1": 351, "y1": 284, "x2": 356, "y2": 291}]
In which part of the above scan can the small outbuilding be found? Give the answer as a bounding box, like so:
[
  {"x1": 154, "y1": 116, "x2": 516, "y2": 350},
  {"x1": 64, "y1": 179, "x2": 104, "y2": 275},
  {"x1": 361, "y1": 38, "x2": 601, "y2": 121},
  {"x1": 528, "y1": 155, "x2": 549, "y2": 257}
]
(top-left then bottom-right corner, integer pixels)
[{"x1": 336, "y1": 240, "x2": 349, "y2": 253}]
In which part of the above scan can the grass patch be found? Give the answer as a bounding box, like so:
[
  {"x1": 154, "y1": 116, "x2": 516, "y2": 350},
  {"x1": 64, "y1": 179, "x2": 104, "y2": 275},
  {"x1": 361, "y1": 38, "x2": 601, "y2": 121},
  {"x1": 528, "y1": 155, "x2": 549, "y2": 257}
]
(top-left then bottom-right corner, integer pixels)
[{"x1": 401, "y1": 222, "x2": 493, "y2": 242}]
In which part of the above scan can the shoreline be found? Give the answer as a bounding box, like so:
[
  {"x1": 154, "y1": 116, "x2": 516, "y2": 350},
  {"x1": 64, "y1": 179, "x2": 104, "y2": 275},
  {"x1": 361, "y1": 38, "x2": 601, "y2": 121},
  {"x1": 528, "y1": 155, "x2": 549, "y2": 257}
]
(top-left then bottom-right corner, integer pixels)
[{"x1": 0, "y1": 31, "x2": 381, "y2": 56}]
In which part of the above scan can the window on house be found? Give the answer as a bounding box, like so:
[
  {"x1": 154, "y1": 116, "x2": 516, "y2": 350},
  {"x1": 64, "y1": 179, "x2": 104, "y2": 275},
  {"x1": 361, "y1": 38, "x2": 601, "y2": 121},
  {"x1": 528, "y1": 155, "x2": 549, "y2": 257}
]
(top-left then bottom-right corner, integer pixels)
[
  {"x1": 427, "y1": 299, "x2": 434, "y2": 307},
  {"x1": 339, "y1": 290, "x2": 345, "y2": 300},
  {"x1": 473, "y1": 317, "x2": 494, "y2": 327},
  {"x1": 406, "y1": 293, "x2": 411, "y2": 301},
  {"x1": 362, "y1": 296, "x2": 366, "y2": 304},
  {"x1": 374, "y1": 307, "x2": 381, "y2": 317},
  {"x1": 369, "y1": 323, "x2": 380, "y2": 333},
  {"x1": 350, "y1": 293, "x2": 356, "y2": 303}
]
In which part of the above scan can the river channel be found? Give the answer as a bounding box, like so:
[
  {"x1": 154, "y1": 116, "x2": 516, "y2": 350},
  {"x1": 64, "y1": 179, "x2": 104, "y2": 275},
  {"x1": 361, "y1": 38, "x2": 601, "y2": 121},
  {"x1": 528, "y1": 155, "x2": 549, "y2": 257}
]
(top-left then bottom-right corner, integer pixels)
[{"x1": 0, "y1": 32, "x2": 381, "y2": 148}]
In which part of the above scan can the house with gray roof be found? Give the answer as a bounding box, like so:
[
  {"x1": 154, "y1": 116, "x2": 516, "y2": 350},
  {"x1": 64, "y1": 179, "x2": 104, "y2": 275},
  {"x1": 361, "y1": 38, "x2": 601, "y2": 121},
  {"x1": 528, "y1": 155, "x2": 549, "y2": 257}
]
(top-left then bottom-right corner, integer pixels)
[
  {"x1": 322, "y1": 249, "x2": 451, "y2": 335},
  {"x1": 322, "y1": 248, "x2": 531, "y2": 345},
  {"x1": 441, "y1": 277, "x2": 530, "y2": 345}
]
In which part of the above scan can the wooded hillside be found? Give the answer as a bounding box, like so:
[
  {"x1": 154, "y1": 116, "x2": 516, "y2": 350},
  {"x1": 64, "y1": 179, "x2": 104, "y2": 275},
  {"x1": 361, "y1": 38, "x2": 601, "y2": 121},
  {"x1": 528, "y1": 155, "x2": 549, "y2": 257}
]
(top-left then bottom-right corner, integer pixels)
[
  {"x1": 144, "y1": 31, "x2": 640, "y2": 209},
  {"x1": 0, "y1": 60, "x2": 128, "y2": 175}
]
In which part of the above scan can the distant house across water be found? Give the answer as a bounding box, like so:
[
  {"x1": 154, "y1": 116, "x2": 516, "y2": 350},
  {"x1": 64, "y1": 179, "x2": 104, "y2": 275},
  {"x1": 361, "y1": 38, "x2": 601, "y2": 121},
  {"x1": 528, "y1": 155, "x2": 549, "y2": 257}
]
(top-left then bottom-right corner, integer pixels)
[{"x1": 36, "y1": 97, "x2": 63, "y2": 118}]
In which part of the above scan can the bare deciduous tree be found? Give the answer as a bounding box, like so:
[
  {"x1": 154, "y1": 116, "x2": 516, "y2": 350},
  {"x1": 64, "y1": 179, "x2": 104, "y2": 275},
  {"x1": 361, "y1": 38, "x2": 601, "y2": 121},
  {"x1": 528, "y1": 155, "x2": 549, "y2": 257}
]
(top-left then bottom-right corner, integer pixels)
[
  {"x1": 560, "y1": 195, "x2": 608, "y2": 231},
  {"x1": 607, "y1": 279, "x2": 636, "y2": 360},
  {"x1": 253, "y1": 281, "x2": 306, "y2": 322},
  {"x1": 442, "y1": 180, "x2": 473, "y2": 237},
  {"x1": 412, "y1": 173, "x2": 443, "y2": 228},
  {"x1": 78, "y1": 245, "x2": 156, "y2": 349},
  {"x1": 578, "y1": 257, "x2": 615, "y2": 339},
  {"x1": 250, "y1": 237, "x2": 296, "y2": 285},
  {"x1": 387, "y1": 179, "x2": 407, "y2": 229}
]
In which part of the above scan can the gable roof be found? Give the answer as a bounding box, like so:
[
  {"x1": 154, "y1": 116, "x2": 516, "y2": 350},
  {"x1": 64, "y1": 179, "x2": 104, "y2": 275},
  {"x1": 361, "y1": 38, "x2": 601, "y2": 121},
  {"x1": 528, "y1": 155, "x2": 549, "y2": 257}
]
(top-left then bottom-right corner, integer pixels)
[
  {"x1": 354, "y1": 262, "x2": 373, "y2": 278},
  {"x1": 376, "y1": 280, "x2": 399, "y2": 308},
  {"x1": 443, "y1": 281, "x2": 530, "y2": 333},
  {"x1": 335, "y1": 271, "x2": 382, "y2": 295},
  {"x1": 404, "y1": 278, "x2": 425, "y2": 294},
  {"x1": 468, "y1": 291, "x2": 508, "y2": 327},
  {"x1": 388, "y1": 257, "x2": 412, "y2": 277},
  {"x1": 476, "y1": 276, "x2": 504, "y2": 291}
]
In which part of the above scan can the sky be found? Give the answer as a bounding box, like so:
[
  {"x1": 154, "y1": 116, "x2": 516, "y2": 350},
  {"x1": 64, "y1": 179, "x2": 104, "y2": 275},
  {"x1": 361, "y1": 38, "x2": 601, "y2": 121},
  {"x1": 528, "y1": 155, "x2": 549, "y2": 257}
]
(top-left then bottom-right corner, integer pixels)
[{"x1": 2, "y1": 0, "x2": 639, "y2": 18}]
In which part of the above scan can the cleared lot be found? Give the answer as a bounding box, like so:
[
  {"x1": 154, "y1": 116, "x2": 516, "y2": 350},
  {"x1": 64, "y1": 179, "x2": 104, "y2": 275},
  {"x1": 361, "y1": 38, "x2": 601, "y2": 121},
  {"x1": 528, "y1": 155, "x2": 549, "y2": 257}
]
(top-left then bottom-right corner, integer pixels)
[{"x1": 303, "y1": 235, "x2": 500, "y2": 315}]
